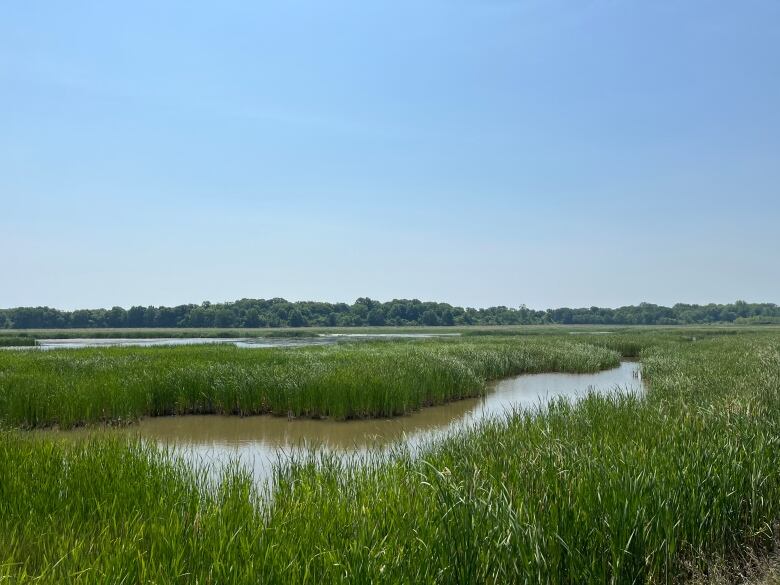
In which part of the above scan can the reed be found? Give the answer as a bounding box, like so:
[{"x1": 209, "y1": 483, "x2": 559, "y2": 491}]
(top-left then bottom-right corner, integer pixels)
[
  {"x1": 0, "y1": 338, "x2": 618, "y2": 429},
  {"x1": 1, "y1": 332, "x2": 779, "y2": 583},
  {"x1": 0, "y1": 336, "x2": 36, "y2": 347}
]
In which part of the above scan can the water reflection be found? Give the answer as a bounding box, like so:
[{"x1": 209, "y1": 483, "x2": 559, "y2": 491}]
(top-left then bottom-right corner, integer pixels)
[
  {"x1": 120, "y1": 361, "x2": 644, "y2": 483},
  {"x1": 31, "y1": 333, "x2": 457, "y2": 350}
]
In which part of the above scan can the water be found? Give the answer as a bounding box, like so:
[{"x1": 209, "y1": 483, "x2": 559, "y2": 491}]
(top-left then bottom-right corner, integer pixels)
[
  {"x1": 34, "y1": 337, "x2": 327, "y2": 350},
  {"x1": 109, "y1": 361, "x2": 644, "y2": 484},
  {"x1": 29, "y1": 333, "x2": 458, "y2": 350}
]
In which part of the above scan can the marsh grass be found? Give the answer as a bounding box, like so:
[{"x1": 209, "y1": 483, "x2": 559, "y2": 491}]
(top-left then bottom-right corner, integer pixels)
[
  {"x1": 0, "y1": 338, "x2": 618, "y2": 429},
  {"x1": 1, "y1": 333, "x2": 779, "y2": 583},
  {"x1": 0, "y1": 335, "x2": 36, "y2": 347}
]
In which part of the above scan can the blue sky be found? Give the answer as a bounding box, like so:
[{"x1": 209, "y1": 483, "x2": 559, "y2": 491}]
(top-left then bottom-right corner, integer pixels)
[{"x1": 1, "y1": 1, "x2": 778, "y2": 310}]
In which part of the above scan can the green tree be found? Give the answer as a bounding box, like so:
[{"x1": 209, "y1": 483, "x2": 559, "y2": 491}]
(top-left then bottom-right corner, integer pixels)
[
  {"x1": 421, "y1": 310, "x2": 439, "y2": 326},
  {"x1": 367, "y1": 309, "x2": 386, "y2": 326},
  {"x1": 243, "y1": 309, "x2": 261, "y2": 327},
  {"x1": 106, "y1": 307, "x2": 127, "y2": 327},
  {"x1": 214, "y1": 308, "x2": 234, "y2": 328},
  {"x1": 288, "y1": 309, "x2": 306, "y2": 327}
]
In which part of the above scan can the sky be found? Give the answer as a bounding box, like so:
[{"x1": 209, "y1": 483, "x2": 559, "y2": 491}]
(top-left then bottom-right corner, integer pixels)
[{"x1": 1, "y1": 1, "x2": 779, "y2": 311}]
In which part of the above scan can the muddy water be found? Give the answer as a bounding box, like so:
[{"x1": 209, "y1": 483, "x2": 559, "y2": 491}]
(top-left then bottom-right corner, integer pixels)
[{"x1": 121, "y1": 361, "x2": 644, "y2": 484}]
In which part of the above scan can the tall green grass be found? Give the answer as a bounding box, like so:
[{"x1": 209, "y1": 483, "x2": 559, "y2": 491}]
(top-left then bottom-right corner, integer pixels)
[
  {"x1": 0, "y1": 335, "x2": 36, "y2": 347},
  {"x1": 1, "y1": 333, "x2": 779, "y2": 583},
  {"x1": 0, "y1": 339, "x2": 618, "y2": 429}
]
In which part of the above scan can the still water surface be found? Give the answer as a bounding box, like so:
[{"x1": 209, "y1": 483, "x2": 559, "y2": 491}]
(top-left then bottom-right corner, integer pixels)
[
  {"x1": 112, "y1": 361, "x2": 644, "y2": 484},
  {"x1": 33, "y1": 333, "x2": 458, "y2": 350}
]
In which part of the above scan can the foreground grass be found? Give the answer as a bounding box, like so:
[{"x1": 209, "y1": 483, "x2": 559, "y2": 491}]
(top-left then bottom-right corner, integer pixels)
[
  {"x1": 0, "y1": 338, "x2": 618, "y2": 428},
  {"x1": 0, "y1": 333, "x2": 779, "y2": 582}
]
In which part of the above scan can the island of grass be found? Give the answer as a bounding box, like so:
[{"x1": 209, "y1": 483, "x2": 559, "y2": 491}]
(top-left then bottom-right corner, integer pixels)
[{"x1": 0, "y1": 337, "x2": 618, "y2": 429}]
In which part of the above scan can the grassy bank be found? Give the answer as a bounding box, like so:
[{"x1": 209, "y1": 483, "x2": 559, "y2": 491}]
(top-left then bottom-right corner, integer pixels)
[
  {"x1": 0, "y1": 338, "x2": 618, "y2": 429},
  {"x1": 1, "y1": 332, "x2": 779, "y2": 583},
  {"x1": 0, "y1": 335, "x2": 36, "y2": 347}
]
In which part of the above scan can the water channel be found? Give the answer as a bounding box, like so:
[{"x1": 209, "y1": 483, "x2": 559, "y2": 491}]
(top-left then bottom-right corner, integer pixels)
[{"x1": 93, "y1": 361, "x2": 645, "y2": 485}]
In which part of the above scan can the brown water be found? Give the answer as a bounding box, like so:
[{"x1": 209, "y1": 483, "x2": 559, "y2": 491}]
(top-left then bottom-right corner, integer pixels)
[{"x1": 108, "y1": 361, "x2": 644, "y2": 484}]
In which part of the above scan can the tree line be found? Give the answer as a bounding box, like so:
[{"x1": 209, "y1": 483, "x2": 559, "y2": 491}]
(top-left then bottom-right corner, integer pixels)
[{"x1": 1, "y1": 298, "x2": 778, "y2": 329}]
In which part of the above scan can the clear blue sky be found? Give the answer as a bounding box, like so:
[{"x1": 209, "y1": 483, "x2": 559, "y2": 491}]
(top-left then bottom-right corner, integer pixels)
[{"x1": 2, "y1": 1, "x2": 778, "y2": 310}]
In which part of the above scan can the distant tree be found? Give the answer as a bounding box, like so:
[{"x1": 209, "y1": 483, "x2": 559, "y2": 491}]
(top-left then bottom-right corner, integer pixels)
[
  {"x1": 142, "y1": 307, "x2": 158, "y2": 328},
  {"x1": 3, "y1": 298, "x2": 779, "y2": 329},
  {"x1": 156, "y1": 307, "x2": 178, "y2": 328},
  {"x1": 186, "y1": 307, "x2": 210, "y2": 327},
  {"x1": 106, "y1": 306, "x2": 127, "y2": 328},
  {"x1": 288, "y1": 309, "x2": 307, "y2": 327},
  {"x1": 367, "y1": 308, "x2": 386, "y2": 326},
  {"x1": 243, "y1": 309, "x2": 261, "y2": 328},
  {"x1": 214, "y1": 308, "x2": 234, "y2": 328},
  {"x1": 351, "y1": 303, "x2": 369, "y2": 325},
  {"x1": 355, "y1": 297, "x2": 378, "y2": 311},
  {"x1": 126, "y1": 306, "x2": 146, "y2": 327},
  {"x1": 421, "y1": 310, "x2": 439, "y2": 326},
  {"x1": 71, "y1": 310, "x2": 93, "y2": 328}
]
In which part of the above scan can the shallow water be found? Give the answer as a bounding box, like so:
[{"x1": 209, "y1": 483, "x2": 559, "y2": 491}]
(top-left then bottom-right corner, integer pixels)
[
  {"x1": 115, "y1": 361, "x2": 644, "y2": 484},
  {"x1": 31, "y1": 333, "x2": 458, "y2": 350}
]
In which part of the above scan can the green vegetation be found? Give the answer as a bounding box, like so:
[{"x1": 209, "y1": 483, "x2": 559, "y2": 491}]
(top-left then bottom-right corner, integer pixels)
[
  {"x1": 2, "y1": 297, "x2": 778, "y2": 328},
  {"x1": 0, "y1": 339, "x2": 617, "y2": 429},
  {"x1": 1, "y1": 331, "x2": 779, "y2": 583},
  {"x1": 0, "y1": 335, "x2": 36, "y2": 347}
]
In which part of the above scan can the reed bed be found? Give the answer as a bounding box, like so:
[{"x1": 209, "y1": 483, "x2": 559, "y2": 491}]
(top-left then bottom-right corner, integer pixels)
[
  {"x1": 0, "y1": 338, "x2": 618, "y2": 429},
  {"x1": 1, "y1": 332, "x2": 779, "y2": 583},
  {"x1": 0, "y1": 336, "x2": 36, "y2": 347}
]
